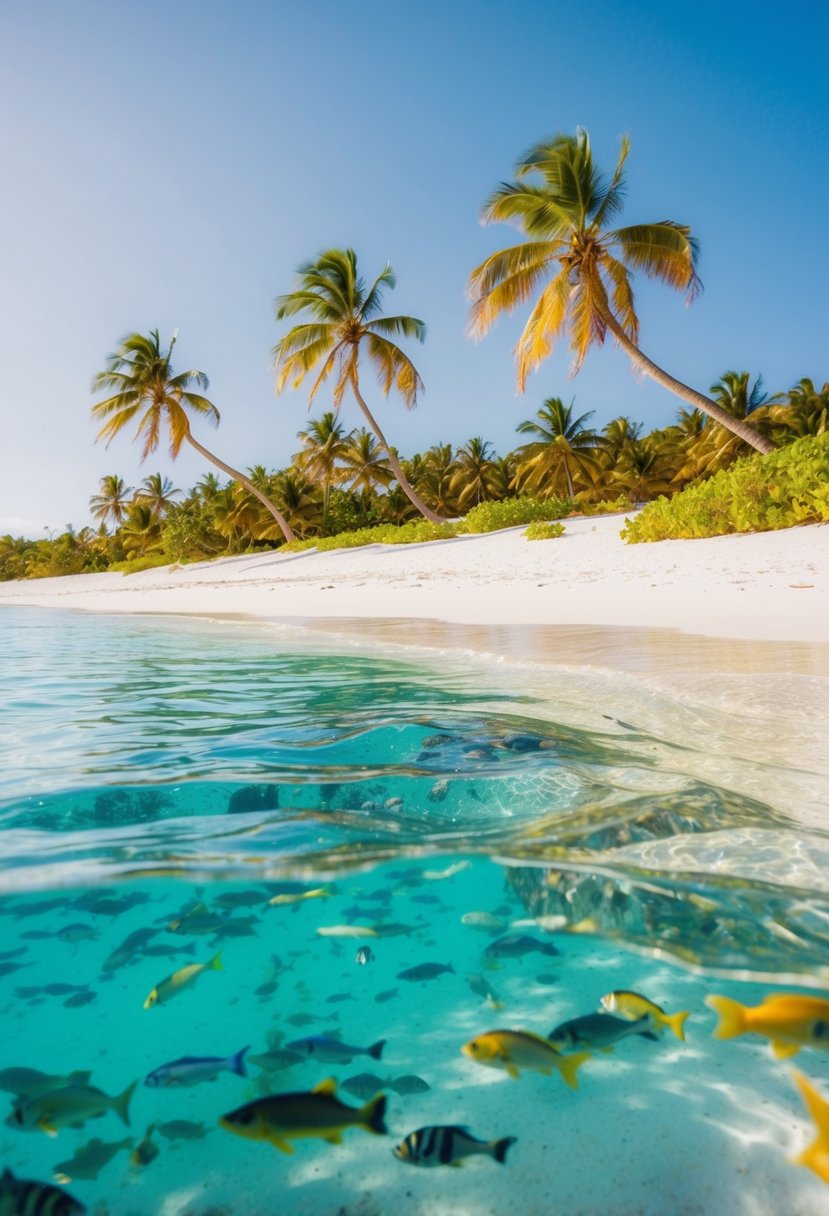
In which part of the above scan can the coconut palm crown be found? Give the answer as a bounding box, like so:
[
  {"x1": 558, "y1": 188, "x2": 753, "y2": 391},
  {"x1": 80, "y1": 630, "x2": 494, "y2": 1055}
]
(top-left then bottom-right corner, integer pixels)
[
  {"x1": 468, "y1": 129, "x2": 773, "y2": 454},
  {"x1": 272, "y1": 248, "x2": 445, "y2": 523}
]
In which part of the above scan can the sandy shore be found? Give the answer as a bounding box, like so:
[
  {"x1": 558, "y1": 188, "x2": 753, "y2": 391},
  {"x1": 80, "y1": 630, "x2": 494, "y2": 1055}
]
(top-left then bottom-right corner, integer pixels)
[{"x1": 1, "y1": 516, "x2": 827, "y2": 647}]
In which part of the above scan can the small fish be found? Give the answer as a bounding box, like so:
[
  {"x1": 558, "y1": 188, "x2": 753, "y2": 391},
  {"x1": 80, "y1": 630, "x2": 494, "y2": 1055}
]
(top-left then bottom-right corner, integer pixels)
[
  {"x1": 286, "y1": 1035, "x2": 385, "y2": 1064},
  {"x1": 411, "y1": 894, "x2": 441, "y2": 906},
  {"x1": 0, "y1": 960, "x2": 30, "y2": 977},
  {"x1": 0, "y1": 1067, "x2": 92, "y2": 1098},
  {"x1": 535, "y1": 973, "x2": 560, "y2": 986},
  {"x1": 461, "y1": 1029, "x2": 590, "y2": 1089},
  {"x1": 356, "y1": 947, "x2": 375, "y2": 966},
  {"x1": 461, "y1": 912, "x2": 506, "y2": 934},
  {"x1": 394, "y1": 1124, "x2": 515, "y2": 1167},
  {"x1": 101, "y1": 927, "x2": 159, "y2": 972},
  {"x1": 0, "y1": 1167, "x2": 85, "y2": 1214},
  {"x1": 326, "y1": 992, "x2": 355, "y2": 1004},
  {"x1": 0, "y1": 946, "x2": 28, "y2": 960},
  {"x1": 342, "y1": 1073, "x2": 389, "y2": 1100},
  {"x1": 268, "y1": 887, "x2": 330, "y2": 907},
  {"x1": 130, "y1": 1123, "x2": 160, "y2": 1167},
  {"x1": 706, "y1": 992, "x2": 828, "y2": 1058},
  {"x1": 485, "y1": 934, "x2": 559, "y2": 959},
  {"x1": 375, "y1": 988, "x2": 399, "y2": 1004},
  {"x1": 423, "y1": 861, "x2": 471, "y2": 881},
  {"x1": 791, "y1": 1070, "x2": 829, "y2": 1183},
  {"x1": 43, "y1": 983, "x2": 87, "y2": 996},
  {"x1": 316, "y1": 924, "x2": 378, "y2": 939},
  {"x1": 372, "y1": 922, "x2": 418, "y2": 938},
  {"x1": 397, "y1": 962, "x2": 454, "y2": 982},
  {"x1": 602, "y1": 990, "x2": 689, "y2": 1041},
  {"x1": 168, "y1": 912, "x2": 226, "y2": 936},
  {"x1": 63, "y1": 991, "x2": 97, "y2": 1009},
  {"x1": 137, "y1": 941, "x2": 198, "y2": 960},
  {"x1": 421, "y1": 734, "x2": 453, "y2": 747},
  {"x1": 9, "y1": 1080, "x2": 137, "y2": 1135},
  {"x1": 145, "y1": 1046, "x2": 249, "y2": 1088},
  {"x1": 548, "y1": 1013, "x2": 657, "y2": 1053},
  {"x1": 219, "y1": 1077, "x2": 387, "y2": 1153},
  {"x1": 466, "y1": 973, "x2": 504, "y2": 1010},
  {"x1": 144, "y1": 953, "x2": 222, "y2": 1009},
  {"x1": 389, "y1": 1075, "x2": 430, "y2": 1095},
  {"x1": 214, "y1": 889, "x2": 266, "y2": 909},
  {"x1": 427, "y1": 779, "x2": 450, "y2": 802},
  {"x1": 248, "y1": 1049, "x2": 304, "y2": 1073},
  {"x1": 52, "y1": 1135, "x2": 133, "y2": 1181},
  {"x1": 286, "y1": 1012, "x2": 331, "y2": 1028},
  {"x1": 156, "y1": 1119, "x2": 209, "y2": 1141},
  {"x1": 56, "y1": 924, "x2": 99, "y2": 943}
]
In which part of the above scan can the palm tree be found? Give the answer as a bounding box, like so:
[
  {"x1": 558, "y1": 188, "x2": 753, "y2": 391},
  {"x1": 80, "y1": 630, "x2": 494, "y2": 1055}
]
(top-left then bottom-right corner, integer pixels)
[
  {"x1": 89, "y1": 474, "x2": 133, "y2": 528},
  {"x1": 449, "y1": 437, "x2": 500, "y2": 508},
  {"x1": 610, "y1": 438, "x2": 676, "y2": 502},
  {"x1": 599, "y1": 416, "x2": 643, "y2": 463},
  {"x1": 514, "y1": 397, "x2": 600, "y2": 498},
  {"x1": 135, "y1": 472, "x2": 182, "y2": 519},
  {"x1": 194, "y1": 471, "x2": 222, "y2": 502},
  {"x1": 91, "y1": 330, "x2": 295, "y2": 542},
  {"x1": 468, "y1": 129, "x2": 773, "y2": 454},
  {"x1": 340, "y1": 428, "x2": 394, "y2": 496},
  {"x1": 294, "y1": 411, "x2": 353, "y2": 521},
  {"x1": 769, "y1": 378, "x2": 829, "y2": 438},
  {"x1": 272, "y1": 248, "x2": 446, "y2": 523}
]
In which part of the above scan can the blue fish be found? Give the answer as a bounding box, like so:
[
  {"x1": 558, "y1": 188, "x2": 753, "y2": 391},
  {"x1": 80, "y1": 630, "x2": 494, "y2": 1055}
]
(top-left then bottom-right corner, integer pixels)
[{"x1": 145, "y1": 1047, "x2": 249, "y2": 1088}]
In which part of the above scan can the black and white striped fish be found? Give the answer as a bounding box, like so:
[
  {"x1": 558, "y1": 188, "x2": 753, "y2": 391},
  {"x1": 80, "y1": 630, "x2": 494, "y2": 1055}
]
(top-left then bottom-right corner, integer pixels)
[
  {"x1": 393, "y1": 1123, "x2": 516, "y2": 1167},
  {"x1": 0, "y1": 1167, "x2": 85, "y2": 1214}
]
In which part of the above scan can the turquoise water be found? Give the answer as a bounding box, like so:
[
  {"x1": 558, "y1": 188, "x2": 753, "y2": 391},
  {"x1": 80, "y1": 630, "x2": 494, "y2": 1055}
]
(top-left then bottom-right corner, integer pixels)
[{"x1": 2, "y1": 606, "x2": 829, "y2": 1215}]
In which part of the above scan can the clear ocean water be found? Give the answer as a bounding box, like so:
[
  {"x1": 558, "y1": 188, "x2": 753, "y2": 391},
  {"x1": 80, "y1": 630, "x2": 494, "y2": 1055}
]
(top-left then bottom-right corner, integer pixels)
[{"x1": 2, "y1": 606, "x2": 829, "y2": 1215}]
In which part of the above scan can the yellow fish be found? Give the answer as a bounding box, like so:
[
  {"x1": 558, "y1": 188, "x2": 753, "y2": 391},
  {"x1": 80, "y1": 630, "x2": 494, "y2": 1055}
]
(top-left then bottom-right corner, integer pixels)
[
  {"x1": 144, "y1": 954, "x2": 222, "y2": 1009},
  {"x1": 461, "y1": 1029, "x2": 590, "y2": 1089},
  {"x1": 706, "y1": 992, "x2": 829, "y2": 1059},
  {"x1": 219, "y1": 1077, "x2": 387, "y2": 1153},
  {"x1": 315, "y1": 925, "x2": 377, "y2": 939},
  {"x1": 792, "y1": 1070, "x2": 829, "y2": 1184},
  {"x1": 600, "y1": 990, "x2": 689, "y2": 1041},
  {"x1": 268, "y1": 888, "x2": 330, "y2": 907}
]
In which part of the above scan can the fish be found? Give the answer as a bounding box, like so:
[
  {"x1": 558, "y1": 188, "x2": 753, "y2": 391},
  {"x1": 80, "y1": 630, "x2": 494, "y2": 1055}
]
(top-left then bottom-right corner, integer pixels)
[
  {"x1": 428, "y1": 779, "x2": 450, "y2": 802},
  {"x1": 0, "y1": 960, "x2": 30, "y2": 977},
  {"x1": 268, "y1": 887, "x2": 330, "y2": 907},
  {"x1": 535, "y1": 973, "x2": 560, "y2": 986},
  {"x1": 43, "y1": 984, "x2": 87, "y2": 996},
  {"x1": 397, "y1": 962, "x2": 454, "y2": 982},
  {"x1": 371, "y1": 922, "x2": 418, "y2": 938},
  {"x1": 375, "y1": 988, "x2": 399, "y2": 1004},
  {"x1": 137, "y1": 941, "x2": 198, "y2": 960},
  {"x1": 410, "y1": 894, "x2": 442, "y2": 905},
  {"x1": 52, "y1": 1135, "x2": 133, "y2": 1181},
  {"x1": 342, "y1": 1073, "x2": 389, "y2": 1100},
  {"x1": 461, "y1": 1029, "x2": 590, "y2": 1089},
  {"x1": 248, "y1": 1049, "x2": 304, "y2": 1073},
  {"x1": 9, "y1": 1079, "x2": 138, "y2": 1135},
  {"x1": 9, "y1": 897, "x2": 69, "y2": 919},
  {"x1": 394, "y1": 1124, "x2": 516, "y2": 1167},
  {"x1": 466, "y1": 973, "x2": 504, "y2": 1010},
  {"x1": 63, "y1": 991, "x2": 97, "y2": 1009},
  {"x1": 706, "y1": 992, "x2": 829, "y2": 1058},
  {"x1": 101, "y1": 927, "x2": 159, "y2": 973},
  {"x1": 548, "y1": 1013, "x2": 657, "y2": 1053},
  {"x1": 286, "y1": 1012, "x2": 333, "y2": 1027},
  {"x1": 156, "y1": 1119, "x2": 209, "y2": 1141},
  {"x1": 144, "y1": 953, "x2": 222, "y2": 1008},
  {"x1": 219, "y1": 1077, "x2": 387, "y2": 1153},
  {"x1": 316, "y1": 924, "x2": 378, "y2": 939},
  {"x1": 56, "y1": 924, "x2": 99, "y2": 943},
  {"x1": 168, "y1": 911, "x2": 227, "y2": 936},
  {"x1": 0, "y1": 1067, "x2": 92, "y2": 1098},
  {"x1": 285, "y1": 1035, "x2": 385, "y2": 1064},
  {"x1": 130, "y1": 1123, "x2": 160, "y2": 1167},
  {"x1": 389, "y1": 1075, "x2": 431, "y2": 1095},
  {"x1": 0, "y1": 1167, "x2": 85, "y2": 1214},
  {"x1": 0, "y1": 946, "x2": 28, "y2": 960},
  {"x1": 423, "y1": 861, "x2": 471, "y2": 881},
  {"x1": 145, "y1": 1046, "x2": 249, "y2": 1088},
  {"x1": 791, "y1": 1070, "x2": 829, "y2": 1183},
  {"x1": 214, "y1": 889, "x2": 267, "y2": 909},
  {"x1": 602, "y1": 990, "x2": 689, "y2": 1041},
  {"x1": 356, "y1": 947, "x2": 375, "y2": 965},
  {"x1": 461, "y1": 912, "x2": 506, "y2": 934},
  {"x1": 485, "y1": 934, "x2": 559, "y2": 959},
  {"x1": 326, "y1": 992, "x2": 355, "y2": 1004}
]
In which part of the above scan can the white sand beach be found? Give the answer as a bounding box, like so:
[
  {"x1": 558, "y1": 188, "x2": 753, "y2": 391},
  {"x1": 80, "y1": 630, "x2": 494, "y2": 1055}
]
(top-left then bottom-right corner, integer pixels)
[{"x1": 1, "y1": 516, "x2": 827, "y2": 647}]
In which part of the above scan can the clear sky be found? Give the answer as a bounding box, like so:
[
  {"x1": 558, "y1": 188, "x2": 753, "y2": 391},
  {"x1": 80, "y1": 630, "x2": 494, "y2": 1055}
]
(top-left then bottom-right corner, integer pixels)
[{"x1": 0, "y1": 0, "x2": 826, "y2": 536}]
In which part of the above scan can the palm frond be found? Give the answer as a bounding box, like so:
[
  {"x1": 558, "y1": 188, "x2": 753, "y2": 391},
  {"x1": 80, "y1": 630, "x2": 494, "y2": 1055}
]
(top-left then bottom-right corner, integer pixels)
[
  {"x1": 480, "y1": 183, "x2": 575, "y2": 239},
  {"x1": 361, "y1": 264, "x2": 396, "y2": 320},
  {"x1": 180, "y1": 393, "x2": 220, "y2": 424},
  {"x1": 274, "y1": 336, "x2": 339, "y2": 393},
  {"x1": 611, "y1": 221, "x2": 702, "y2": 299},
  {"x1": 602, "y1": 253, "x2": 639, "y2": 344},
  {"x1": 468, "y1": 242, "x2": 560, "y2": 339},
  {"x1": 365, "y1": 314, "x2": 426, "y2": 342},
  {"x1": 568, "y1": 268, "x2": 609, "y2": 374},
  {"x1": 592, "y1": 134, "x2": 630, "y2": 229},
  {"x1": 514, "y1": 266, "x2": 572, "y2": 392},
  {"x1": 365, "y1": 334, "x2": 424, "y2": 407}
]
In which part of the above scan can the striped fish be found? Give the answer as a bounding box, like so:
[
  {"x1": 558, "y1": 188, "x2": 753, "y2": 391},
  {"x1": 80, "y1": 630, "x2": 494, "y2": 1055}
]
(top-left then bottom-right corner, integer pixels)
[
  {"x1": 393, "y1": 1124, "x2": 516, "y2": 1167},
  {"x1": 0, "y1": 1167, "x2": 85, "y2": 1214}
]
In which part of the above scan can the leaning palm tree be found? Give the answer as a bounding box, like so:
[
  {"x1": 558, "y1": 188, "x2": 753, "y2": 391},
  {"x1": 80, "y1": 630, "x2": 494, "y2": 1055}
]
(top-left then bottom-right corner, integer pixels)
[
  {"x1": 514, "y1": 397, "x2": 601, "y2": 499},
  {"x1": 468, "y1": 129, "x2": 773, "y2": 454},
  {"x1": 134, "y1": 472, "x2": 182, "y2": 519},
  {"x1": 272, "y1": 248, "x2": 446, "y2": 523},
  {"x1": 91, "y1": 330, "x2": 295, "y2": 543},
  {"x1": 89, "y1": 474, "x2": 133, "y2": 528}
]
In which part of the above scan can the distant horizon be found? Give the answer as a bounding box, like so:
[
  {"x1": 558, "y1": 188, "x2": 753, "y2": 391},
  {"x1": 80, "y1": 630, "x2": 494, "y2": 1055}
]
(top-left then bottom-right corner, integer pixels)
[{"x1": 1, "y1": 0, "x2": 826, "y2": 537}]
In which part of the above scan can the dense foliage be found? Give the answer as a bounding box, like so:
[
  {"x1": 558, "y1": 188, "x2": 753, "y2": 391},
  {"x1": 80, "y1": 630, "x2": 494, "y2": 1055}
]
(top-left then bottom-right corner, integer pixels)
[
  {"x1": 525, "y1": 521, "x2": 566, "y2": 540},
  {"x1": 458, "y1": 495, "x2": 572, "y2": 533},
  {"x1": 622, "y1": 435, "x2": 829, "y2": 542}
]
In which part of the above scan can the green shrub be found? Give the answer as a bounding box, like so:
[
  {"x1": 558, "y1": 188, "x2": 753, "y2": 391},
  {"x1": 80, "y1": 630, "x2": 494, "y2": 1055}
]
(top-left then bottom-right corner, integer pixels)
[
  {"x1": 525, "y1": 520, "x2": 566, "y2": 540},
  {"x1": 622, "y1": 434, "x2": 829, "y2": 542},
  {"x1": 579, "y1": 494, "x2": 635, "y2": 515},
  {"x1": 282, "y1": 519, "x2": 457, "y2": 553},
  {"x1": 458, "y1": 496, "x2": 573, "y2": 533},
  {"x1": 111, "y1": 554, "x2": 172, "y2": 574}
]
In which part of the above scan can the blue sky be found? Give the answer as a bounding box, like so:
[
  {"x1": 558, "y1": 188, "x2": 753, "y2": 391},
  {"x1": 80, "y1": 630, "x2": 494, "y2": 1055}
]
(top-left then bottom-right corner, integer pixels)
[{"x1": 0, "y1": 0, "x2": 826, "y2": 536}]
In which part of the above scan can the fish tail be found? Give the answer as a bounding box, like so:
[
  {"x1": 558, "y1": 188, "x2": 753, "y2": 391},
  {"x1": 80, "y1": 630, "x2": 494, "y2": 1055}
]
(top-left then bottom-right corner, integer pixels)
[
  {"x1": 447, "y1": 963, "x2": 456, "y2": 974},
  {"x1": 492, "y1": 1135, "x2": 517, "y2": 1164},
  {"x1": 210, "y1": 953, "x2": 223, "y2": 971},
  {"x1": 559, "y1": 1051, "x2": 591, "y2": 1090},
  {"x1": 114, "y1": 1079, "x2": 138, "y2": 1127},
  {"x1": 230, "y1": 1046, "x2": 250, "y2": 1077},
  {"x1": 664, "y1": 1010, "x2": 690, "y2": 1041},
  {"x1": 368, "y1": 1039, "x2": 386, "y2": 1061},
  {"x1": 360, "y1": 1092, "x2": 388, "y2": 1136},
  {"x1": 705, "y1": 995, "x2": 746, "y2": 1040}
]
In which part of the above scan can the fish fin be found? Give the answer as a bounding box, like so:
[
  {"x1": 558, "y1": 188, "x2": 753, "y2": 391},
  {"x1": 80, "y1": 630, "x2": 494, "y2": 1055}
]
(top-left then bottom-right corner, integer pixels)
[
  {"x1": 360, "y1": 1092, "x2": 388, "y2": 1136},
  {"x1": 492, "y1": 1135, "x2": 517, "y2": 1164},
  {"x1": 793, "y1": 1071, "x2": 829, "y2": 1140},
  {"x1": 324, "y1": 1131, "x2": 343, "y2": 1145},
  {"x1": 369, "y1": 1039, "x2": 386, "y2": 1061},
  {"x1": 114, "y1": 1079, "x2": 138, "y2": 1127},
  {"x1": 705, "y1": 995, "x2": 745, "y2": 1040},
  {"x1": 68, "y1": 1070, "x2": 92, "y2": 1086},
  {"x1": 772, "y1": 1039, "x2": 800, "y2": 1060},
  {"x1": 793, "y1": 1141, "x2": 829, "y2": 1183},
  {"x1": 210, "y1": 954, "x2": 223, "y2": 971},
  {"x1": 641, "y1": 1032, "x2": 660, "y2": 1042},
  {"x1": 269, "y1": 1136, "x2": 294, "y2": 1154},
  {"x1": 505, "y1": 1063, "x2": 520, "y2": 1080},
  {"x1": 313, "y1": 1077, "x2": 338, "y2": 1095},
  {"x1": 665, "y1": 1010, "x2": 690, "y2": 1041},
  {"x1": 559, "y1": 1052, "x2": 590, "y2": 1091},
  {"x1": 39, "y1": 1120, "x2": 58, "y2": 1138},
  {"x1": 231, "y1": 1046, "x2": 250, "y2": 1077}
]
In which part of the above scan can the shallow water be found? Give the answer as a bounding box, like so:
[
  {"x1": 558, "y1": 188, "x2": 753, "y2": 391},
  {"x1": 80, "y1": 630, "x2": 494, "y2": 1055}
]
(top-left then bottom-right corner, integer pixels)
[{"x1": 2, "y1": 606, "x2": 829, "y2": 1215}]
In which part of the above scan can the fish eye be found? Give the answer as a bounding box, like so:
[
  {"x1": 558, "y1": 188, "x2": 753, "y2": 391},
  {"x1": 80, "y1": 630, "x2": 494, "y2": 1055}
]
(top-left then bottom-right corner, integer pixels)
[{"x1": 814, "y1": 1020, "x2": 827, "y2": 1039}]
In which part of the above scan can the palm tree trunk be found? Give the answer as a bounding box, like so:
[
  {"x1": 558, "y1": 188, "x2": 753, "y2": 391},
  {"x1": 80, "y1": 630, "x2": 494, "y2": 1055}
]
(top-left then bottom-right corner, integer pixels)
[
  {"x1": 184, "y1": 432, "x2": 295, "y2": 543},
  {"x1": 562, "y1": 457, "x2": 575, "y2": 499},
  {"x1": 349, "y1": 373, "x2": 447, "y2": 524},
  {"x1": 601, "y1": 310, "x2": 774, "y2": 455}
]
